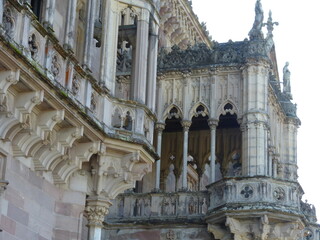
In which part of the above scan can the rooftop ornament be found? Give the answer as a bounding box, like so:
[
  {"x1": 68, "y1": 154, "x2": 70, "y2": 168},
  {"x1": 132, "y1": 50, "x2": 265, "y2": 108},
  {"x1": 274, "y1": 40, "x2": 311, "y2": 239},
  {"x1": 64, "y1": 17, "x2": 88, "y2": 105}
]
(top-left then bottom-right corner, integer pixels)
[
  {"x1": 263, "y1": 10, "x2": 279, "y2": 38},
  {"x1": 248, "y1": 0, "x2": 264, "y2": 40}
]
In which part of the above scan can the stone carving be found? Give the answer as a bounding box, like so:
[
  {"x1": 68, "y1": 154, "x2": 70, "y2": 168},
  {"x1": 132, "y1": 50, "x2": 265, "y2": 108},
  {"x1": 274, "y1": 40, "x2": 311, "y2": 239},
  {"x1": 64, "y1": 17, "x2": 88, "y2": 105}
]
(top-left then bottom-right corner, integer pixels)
[
  {"x1": 71, "y1": 75, "x2": 80, "y2": 96},
  {"x1": 248, "y1": 0, "x2": 264, "y2": 40},
  {"x1": 0, "y1": 94, "x2": 8, "y2": 112},
  {"x1": 161, "y1": 196, "x2": 177, "y2": 216},
  {"x1": 85, "y1": 205, "x2": 108, "y2": 225},
  {"x1": 158, "y1": 43, "x2": 211, "y2": 69},
  {"x1": 269, "y1": 73, "x2": 298, "y2": 117},
  {"x1": 166, "y1": 230, "x2": 176, "y2": 240},
  {"x1": 116, "y1": 49, "x2": 132, "y2": 73},
  {"x1": 28, "y1": 34, "x2": 39, "y2": 60},
  {"x1": 301, "y1": 200, "x2": 317, "y2": 223},
  {"x1": 2, "y1": 6, "x2": 15, "y2": 38},
  {"x1": 115, "y1": 75, "x2": 130, "y2": 100},
  {"x1": 263, "y1": 10, "x2": 278, "y2": 38},
  {"x1": 51, "y1": 54, "x2": 61, "y2": 80},
  {"x1": 273, "y1": 187, "x2": 285, "y2": 201},
  {"x1": 90, "y1": 93, "x2": 97, "y2": 112},
  {"x1": 240, "y1": 185, "x2": 253, "y2": 199},
  {"x1": 283, "y1": 62, "x2": 292, "y2": 99},
  {"x1": 165, "y1": 164, "x2": 176, "y2": 192},
  {"x1": 123, "y1": 111, "x2": 132, "y2": 130},
  {"x1": 158, "y1": 39, "x2": 271, "y2": 71},
  {"x1": 42, "y1": 131, "x2": 53, "y2": 145}
]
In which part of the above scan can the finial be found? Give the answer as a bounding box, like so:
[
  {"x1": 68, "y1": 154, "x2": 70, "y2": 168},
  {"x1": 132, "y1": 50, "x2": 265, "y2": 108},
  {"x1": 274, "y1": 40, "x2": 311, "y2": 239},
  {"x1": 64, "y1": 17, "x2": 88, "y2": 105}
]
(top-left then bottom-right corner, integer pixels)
[
  {"x1": 248, "y1": 0, "x2": 264, "y2": 40},
  {"x1": 263, "y1": 10, "x2": 279, "y2": 38}
]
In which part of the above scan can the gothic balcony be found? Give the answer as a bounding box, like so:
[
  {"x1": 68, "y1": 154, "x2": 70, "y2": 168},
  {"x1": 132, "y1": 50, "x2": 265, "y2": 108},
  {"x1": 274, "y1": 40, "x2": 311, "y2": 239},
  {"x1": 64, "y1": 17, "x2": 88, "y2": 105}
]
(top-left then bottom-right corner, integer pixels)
[
  {"x1": 0, "y1": 0, "x2": 156, "y2": 151},
  {"x1": 206, "y1": 176, "x2": 303, "y2": 222},
  {"x1": 106, "y1": 190, "x2": 210, "y2": 224}
]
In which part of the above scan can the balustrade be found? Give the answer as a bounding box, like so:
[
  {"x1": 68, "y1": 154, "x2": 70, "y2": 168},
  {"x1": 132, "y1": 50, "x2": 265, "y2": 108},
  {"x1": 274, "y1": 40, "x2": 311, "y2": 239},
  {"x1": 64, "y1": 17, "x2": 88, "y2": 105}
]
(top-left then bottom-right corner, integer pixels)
[
  {"x1": 107, "y1": 191, "x2": 209, "y2": 222},
  {"x1": 207, "y1": 177, "x2": 301, "y2": 212}
]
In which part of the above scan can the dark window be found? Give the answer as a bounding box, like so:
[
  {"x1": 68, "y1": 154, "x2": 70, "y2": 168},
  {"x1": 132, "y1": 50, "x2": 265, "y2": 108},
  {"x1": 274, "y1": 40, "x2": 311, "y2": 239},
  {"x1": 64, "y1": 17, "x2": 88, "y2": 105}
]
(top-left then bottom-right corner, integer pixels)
[{"x1": 30, "y1": 0, "x2": 42, "y2": 20}]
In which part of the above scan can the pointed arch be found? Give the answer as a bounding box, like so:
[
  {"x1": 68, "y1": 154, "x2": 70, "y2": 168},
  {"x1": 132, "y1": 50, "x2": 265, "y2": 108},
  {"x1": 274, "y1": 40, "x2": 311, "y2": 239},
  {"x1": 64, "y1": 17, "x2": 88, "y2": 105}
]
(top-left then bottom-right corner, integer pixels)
[
  {"x1": 189, "y1": 102, "x2": 210, "y2": 120},
  {"x1": 217, "y1": 100, "x2": 239, "y2": 118},
  {"x1": 162, "y1": 104, "x2": 183, "y2": 121}
]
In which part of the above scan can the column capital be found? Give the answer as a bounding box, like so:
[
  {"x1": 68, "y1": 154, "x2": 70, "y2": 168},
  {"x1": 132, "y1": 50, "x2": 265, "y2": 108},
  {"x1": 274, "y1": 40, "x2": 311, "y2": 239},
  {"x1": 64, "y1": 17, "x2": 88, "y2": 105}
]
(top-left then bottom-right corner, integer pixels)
[
  {"x1": 181, "y1": 120, "x2": 192, "y2": 131},
  {"x1": 155, "y1": 122, "x2": 166, "y2": 132},
  {"x1": 138, "y1": 8, "x2": 150, "y2": 22},
  {"x1": 208, "y1": 118, "x2": 219, "y2": 129},
  {"x1": 85, "y1": 196, "x2": 112, "y2": 227}
]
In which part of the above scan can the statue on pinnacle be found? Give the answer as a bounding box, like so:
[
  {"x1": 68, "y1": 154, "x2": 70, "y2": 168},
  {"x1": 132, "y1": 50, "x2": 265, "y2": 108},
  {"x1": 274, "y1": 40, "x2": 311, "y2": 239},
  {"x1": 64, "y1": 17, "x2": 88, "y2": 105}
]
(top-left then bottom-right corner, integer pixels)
[{"x1": 249, "y1": 0, "x2": 264, "y2": 40}]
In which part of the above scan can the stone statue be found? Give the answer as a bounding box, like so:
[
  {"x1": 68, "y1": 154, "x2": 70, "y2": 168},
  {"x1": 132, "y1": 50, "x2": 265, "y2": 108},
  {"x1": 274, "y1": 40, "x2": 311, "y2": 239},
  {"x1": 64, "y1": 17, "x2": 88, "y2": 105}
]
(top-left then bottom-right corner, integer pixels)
[
  {"x1": 123, "y1": 111, "x2": 132, "y2": 130},
  {"x1": 283, "y1": 62, "x2": 292, "y2": 99},
  {"x1": 248, "y1": 0, "x2": 264, "y2": 40}
]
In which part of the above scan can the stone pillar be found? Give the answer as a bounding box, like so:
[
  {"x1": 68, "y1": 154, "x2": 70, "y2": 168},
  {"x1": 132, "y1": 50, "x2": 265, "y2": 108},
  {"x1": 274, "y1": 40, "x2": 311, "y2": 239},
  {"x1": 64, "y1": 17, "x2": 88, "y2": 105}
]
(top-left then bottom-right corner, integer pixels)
[
  {"x1": 208, "y1": 119, "x2": 218, "y2": 183},
  {"x1": 85, "y1": 196, "x2": 112, "y2": 240},
  {"x1": 0, "y1": 0, "x2": 3, "y2": 28},
  {"x1": 146, "y1": 21, "x2": 159, "y2": 112},
  {"x1": 20, "y1": 8, "x2": 31, "y2": 55},
  {"x1": 155, "y1": 122, "x2": 165, "y2": 190},
  {"x1": 241, "y1": 62, "x2": 269, "y2": 176},
  {"x1": 268, "y1": 145, "x2": 275, "y2": 177},
  {"x1": 272, "y1": 153, "x2": 279, "y2": 178},
  {"x1": 285, "y1": 118, "x2": 299, "y2": 164},
  {"x1": 83, "y1": 0, "x2": 97, "y2": 69},
  {"x1": 43, "y1": 0, "x2": 56, "y2": 29},
  {"x1": 181, "y1": 120, "x2": 191, "y2": 190},
  {"x1": 63, "y1": 0, "x2": 77, "y2": 50},
  {"x1": 99, "y1": 0, "x2": 118, "y2": 93},
  {"x1": 132, "y1": 9, "x2": 149, "y2": 104}
]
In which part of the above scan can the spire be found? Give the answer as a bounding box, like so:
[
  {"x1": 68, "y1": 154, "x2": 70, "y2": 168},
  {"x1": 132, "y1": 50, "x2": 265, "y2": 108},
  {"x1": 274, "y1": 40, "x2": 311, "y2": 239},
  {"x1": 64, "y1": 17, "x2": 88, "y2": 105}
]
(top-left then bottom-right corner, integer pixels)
[
  {"x1": 248, "y1": 0, "x2": 264, "y2": 40},
  {"x1": 263, "y1": 10, "x2": 279, "y2": 38}
]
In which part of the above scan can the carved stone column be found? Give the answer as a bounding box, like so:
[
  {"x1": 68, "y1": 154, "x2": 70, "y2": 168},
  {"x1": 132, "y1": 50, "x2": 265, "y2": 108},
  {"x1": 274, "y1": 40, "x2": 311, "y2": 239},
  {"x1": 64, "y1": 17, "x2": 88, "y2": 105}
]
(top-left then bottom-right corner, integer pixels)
[
  {"x1": 146, "y1": 21, "x2": 159, "y2": 112},
  {"x1": 273, "y1": 153, "x2": 280, "y2": 178},
  {"x1": 99, "y1": 0, "x2": 119, "y2": 93},
  {"x1": 0, "y1": 0, "x2": 3, "y2": 29},
  {"x1": 132, "y1": 9, "x2": 150, "y2": 104},
  {"x1": 181, "y1": 120, "x2": 191, "y2": 190},
  {"x1": 83, "y1": 0, "x2": 97, "y2": 69},
  {"x1": 241, "y1": 63, "x2": 269, "y2": 176},
  {"x1": 63, "y1": 0, "x2": 77, "y2": 50},
  {"x1": 85, "y1": 196, "x2": 112, "y2": 240},
  {"x1": 43, "y1": 0, "x2": 56, "y2": 29},
  {"x1": 155, "y1": 122, "x2": 165, "y2": 190},
  {"x1": 208, "y1": 118, "x2": 218, "y2": 183}
]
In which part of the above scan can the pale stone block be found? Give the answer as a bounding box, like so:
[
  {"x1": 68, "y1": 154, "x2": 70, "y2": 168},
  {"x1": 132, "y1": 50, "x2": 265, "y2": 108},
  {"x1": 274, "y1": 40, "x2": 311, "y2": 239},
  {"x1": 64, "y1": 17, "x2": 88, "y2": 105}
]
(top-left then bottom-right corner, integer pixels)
[
  {"x1": 4, "y1": 187, "x2": 24, "y2": 209},
  {"x1": 7, "y1": 204, "x2": 29, "y2": 226},
  {"x1": 61, "y1": 191, "x2": 86, "y2": 205},
  {"x1": 0, "y1": 215, "x2": 16, "y2": 235},
  {"x1": 14, "y1": 222, "x2": 38, "y2": 240}
]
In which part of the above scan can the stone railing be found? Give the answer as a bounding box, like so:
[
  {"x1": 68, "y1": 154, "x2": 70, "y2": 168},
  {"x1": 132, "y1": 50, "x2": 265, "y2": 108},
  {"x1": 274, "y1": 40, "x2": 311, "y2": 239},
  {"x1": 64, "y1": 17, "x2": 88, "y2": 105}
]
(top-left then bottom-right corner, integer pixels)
[
  {"x1": 207, "y1": 177, "x2": 302, "y2": 213},
  {"x1": 106, "y1": 191, "x2": 209, "y2": 223}
]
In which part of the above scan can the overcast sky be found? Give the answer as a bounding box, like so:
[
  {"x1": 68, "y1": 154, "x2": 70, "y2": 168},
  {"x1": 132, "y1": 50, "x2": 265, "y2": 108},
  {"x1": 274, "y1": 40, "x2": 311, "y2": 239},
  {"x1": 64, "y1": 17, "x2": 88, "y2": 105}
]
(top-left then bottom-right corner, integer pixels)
[{"x1": 192, "y1": 0, "x2": 320, "y2": 220}]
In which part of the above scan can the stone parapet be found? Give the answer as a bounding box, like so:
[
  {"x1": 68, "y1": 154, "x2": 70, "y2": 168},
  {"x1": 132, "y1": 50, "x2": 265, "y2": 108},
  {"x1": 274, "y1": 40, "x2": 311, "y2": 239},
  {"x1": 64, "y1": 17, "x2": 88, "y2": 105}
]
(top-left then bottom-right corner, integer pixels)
[
  {"x1": 207, "y1": 177, "x2": 302, "y2": 215},
  {"x1": 106, "y1": 190, "x2": 209, "y2": 223}
]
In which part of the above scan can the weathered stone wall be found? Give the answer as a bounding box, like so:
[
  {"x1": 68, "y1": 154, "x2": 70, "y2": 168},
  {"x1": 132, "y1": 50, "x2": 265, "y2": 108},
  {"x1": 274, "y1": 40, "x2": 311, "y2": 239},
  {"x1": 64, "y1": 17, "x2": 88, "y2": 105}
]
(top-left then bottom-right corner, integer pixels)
[{"x1": 1, "y1": 156, "x2": 87, "y2": 240}]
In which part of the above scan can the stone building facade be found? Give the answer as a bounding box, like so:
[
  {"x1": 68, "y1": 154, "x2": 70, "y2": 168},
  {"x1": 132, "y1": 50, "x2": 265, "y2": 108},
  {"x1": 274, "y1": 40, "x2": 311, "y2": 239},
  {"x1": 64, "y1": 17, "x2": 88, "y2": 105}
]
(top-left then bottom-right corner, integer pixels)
[{"x1": 0, "y1": 0, "x2": 318, "y2": 240}]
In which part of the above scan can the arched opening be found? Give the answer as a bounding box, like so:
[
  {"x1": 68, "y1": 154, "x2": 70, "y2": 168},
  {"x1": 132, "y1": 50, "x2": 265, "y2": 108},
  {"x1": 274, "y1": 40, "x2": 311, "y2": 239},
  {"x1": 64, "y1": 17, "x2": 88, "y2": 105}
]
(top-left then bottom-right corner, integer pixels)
[
  {"x1": 216, "y1": 104, "x2": 242, "y2": 178},
  {"x1": 160, "y1": 107, "x2": 183, "y2": 191},
  {"x1": 188, "y1": 105, "x2": 210, "y2": 190}
]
